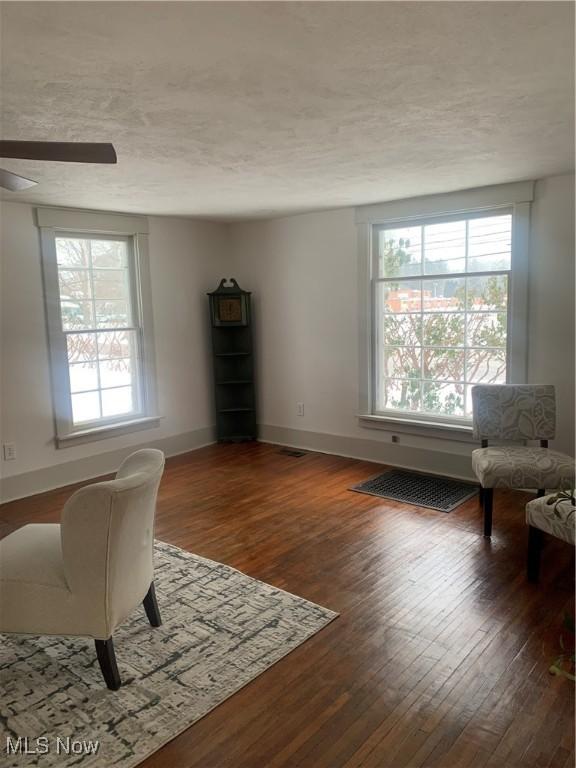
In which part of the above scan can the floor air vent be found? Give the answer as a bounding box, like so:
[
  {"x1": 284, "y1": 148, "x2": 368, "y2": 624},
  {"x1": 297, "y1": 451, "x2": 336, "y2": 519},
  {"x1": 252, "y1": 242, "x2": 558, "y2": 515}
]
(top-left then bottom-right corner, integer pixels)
[
  {"x1": 351, "y1": 470, "x2": 478, "y2": 512},
  {"x1": 278, "y1": 448, "x2": 307, "y2": 458}
]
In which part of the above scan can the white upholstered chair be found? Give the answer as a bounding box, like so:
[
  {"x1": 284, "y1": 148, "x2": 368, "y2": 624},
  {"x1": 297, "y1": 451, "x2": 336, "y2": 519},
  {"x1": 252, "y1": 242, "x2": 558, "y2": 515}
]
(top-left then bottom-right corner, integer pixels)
[
  {"x1": 526, "y1": 493, "x2": 575, "y2": 583},
  {"x1": 0, "y1": 448, "x2": 165, "y2": 690},
  {"x1": 471, "y1": 385, "x2": 575, "y2": 537}
]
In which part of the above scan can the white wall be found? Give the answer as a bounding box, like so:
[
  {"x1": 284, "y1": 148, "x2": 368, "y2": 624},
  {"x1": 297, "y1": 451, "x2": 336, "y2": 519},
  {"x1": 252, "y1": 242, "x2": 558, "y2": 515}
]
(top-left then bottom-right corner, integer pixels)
[
  {"x1": 528, "y1": 174, "x2": 575, "y2": 456},
  {"x1": 230, "y1": 173, "x2": 575, "y2": 472},
  {"x1": 231, "y1": 207, "x2": 360, "y2": 437},
  {"x1": 0, "y1": 202, "x2": 229, "y2": 499}
]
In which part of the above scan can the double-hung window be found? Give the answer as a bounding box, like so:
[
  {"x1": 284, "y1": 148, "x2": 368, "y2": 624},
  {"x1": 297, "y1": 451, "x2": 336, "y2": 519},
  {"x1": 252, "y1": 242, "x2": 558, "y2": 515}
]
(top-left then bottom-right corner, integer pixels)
[
  {"x1": 371, "y1": 208, "x2": 518, "y2": 425},
  {"x1": 39, "y1": 209, "x2": 158, "y2": 444}
]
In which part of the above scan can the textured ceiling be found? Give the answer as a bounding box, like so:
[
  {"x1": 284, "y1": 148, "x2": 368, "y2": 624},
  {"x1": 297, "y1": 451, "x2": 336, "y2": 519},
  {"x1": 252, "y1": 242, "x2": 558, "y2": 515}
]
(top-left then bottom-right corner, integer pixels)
[{"x1": 1, "y1": 1, "x2": 574, "y2": 220}]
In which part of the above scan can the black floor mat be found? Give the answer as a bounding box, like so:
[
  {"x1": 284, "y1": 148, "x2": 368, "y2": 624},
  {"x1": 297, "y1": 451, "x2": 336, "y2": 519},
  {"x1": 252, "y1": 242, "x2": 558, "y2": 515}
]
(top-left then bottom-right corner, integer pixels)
[{"x1": 351, "y1": 469, "x2": 478, "y2": 512}]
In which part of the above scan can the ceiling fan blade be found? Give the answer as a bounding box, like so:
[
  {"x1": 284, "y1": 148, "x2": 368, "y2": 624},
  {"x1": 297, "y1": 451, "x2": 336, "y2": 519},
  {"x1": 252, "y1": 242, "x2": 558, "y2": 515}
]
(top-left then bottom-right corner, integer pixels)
[
  {"x1": 0, "y1": 141, "x2": 117, "y2": 164},
  {"x1": 0, "y1": 168, "x2": 38, "y2": 192}
]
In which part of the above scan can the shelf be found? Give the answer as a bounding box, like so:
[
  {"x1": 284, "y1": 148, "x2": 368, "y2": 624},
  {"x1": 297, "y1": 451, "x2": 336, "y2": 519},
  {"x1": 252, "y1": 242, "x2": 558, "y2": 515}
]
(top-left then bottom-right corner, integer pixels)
[
  {"x1": 209, "y1": 285, "x2": 255, "y2": 442},
  {"x1": 218, "y1": 407, "x2": 255, "y2": 413}
]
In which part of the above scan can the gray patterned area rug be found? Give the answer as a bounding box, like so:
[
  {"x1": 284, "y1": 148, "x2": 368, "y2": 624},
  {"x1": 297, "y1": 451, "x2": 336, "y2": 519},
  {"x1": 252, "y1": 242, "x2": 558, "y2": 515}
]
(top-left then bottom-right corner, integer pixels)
[{"x1": 0, "y1": 541, "x2": 337, "y2": 768}]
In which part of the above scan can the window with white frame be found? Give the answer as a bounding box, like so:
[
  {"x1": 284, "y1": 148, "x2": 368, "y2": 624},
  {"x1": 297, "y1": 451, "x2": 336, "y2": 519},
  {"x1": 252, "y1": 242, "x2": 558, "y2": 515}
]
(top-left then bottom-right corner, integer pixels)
[
  {"x1": 39, "y1": 210, "x2": 158, "y2": 444},
  {"x1": 372, "y1": 209, "x2": 514, "y2": 423},
  {"x1": 55, "y1": 233, "x2": 144, "y2": 424}
]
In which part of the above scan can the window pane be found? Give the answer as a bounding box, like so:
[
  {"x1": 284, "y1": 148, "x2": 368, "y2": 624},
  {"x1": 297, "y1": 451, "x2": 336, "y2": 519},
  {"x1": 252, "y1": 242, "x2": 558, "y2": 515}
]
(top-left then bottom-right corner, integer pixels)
[
  {"x1": 467, "y1": 215, "x2": 511, "y2": 272},
  {"x1": 101, "y1": 386, "x2": 134, "y2": 417},
  {"x1": 383, "y1": 347, "x2": 421, "y2": 379},
  {"x1": 382, "y1": 314, "x2": 422, "y2": 347},
  {"x1": 61, "y1": 300, "x2": 94, "y2": 331},
  {"x1": 467, "y1": 312, "x2": 507, "y2": 347},
  {"x1": 100, "y1": 358, "x2": 132, "y2": 389},
  {"x1": 92, "y1": 269, "x2": 129, "y2": 300},
  {"x1": 373, "y1": 212, "x2": 511, "y2": 421},
  {"x1": 466, "y1": 348, "x2": 507, "y2": 384},
  {"x1": 422, "y1": 382, "x2": 465, "y2": 416},
  {"x1": 72, "y1": 391, "x2": 100, "y2": 423},
  {"x1": 90, "y1": 239, "x2": 128, "y2": 269},
  {"x1": 423, "y1": 313, "x2": 465, "y2": 347},
  {"x1": 466, "y1": 275, "x2": 508, "y2": 311},
  {"x1": 378, "y1": 226, "x2": 422, "y2": 277},
  {"x1": 69, "y1": 362, "x2": 99, "y2": 393},
  {"x1": 58, "y1": 269, "x2": 91, "y2": 301},
  {"x1": 378, "y1": 379, "x2": 421, "y2": 412},
  {"x1": 468, "y1": 254, "x2": 512, "y2": 273},
  {"x1": 55, "y1": 237, "x2": 90, "y2": 268},
  {"x1": 423, "y1": 348, "x2": 465, "y2": 382},
  {"x1": 53, "y1": 234, "x2": 143, "y2": 432},
  {"x1": 95, "y1": 300, "x2": 130, "y2": 328},
  {"x1": 379, "y1": 280, "x2": 421, "y2": 313},
  {"x1": 423, "y1": 220, "x2": 466, "y2": 275},
  {"x1": 98, "y1": 330, "x2": 133, "y2": 359},
  {"x1": 422, "y1": 277, "x2": 465, "y2": 312},
  {"x1": 67, "y1": 333, "x2": 97, "y2": 363},
  {"x1": 465, "y1": 386, "x2": 474, "y2": 417}
]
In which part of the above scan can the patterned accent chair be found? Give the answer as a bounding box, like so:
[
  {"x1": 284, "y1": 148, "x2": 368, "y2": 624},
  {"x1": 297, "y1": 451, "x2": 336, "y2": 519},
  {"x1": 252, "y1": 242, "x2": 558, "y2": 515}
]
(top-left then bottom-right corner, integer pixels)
[
  {"x1": 471, "y1": 385, "x2": 575, "y2": 537},
  {"x1": 526, "y1": 493, "x2": 575, "y2": 582},
  {"x1": 0, "y1": 449, "x2": 165, "y2": 690}
]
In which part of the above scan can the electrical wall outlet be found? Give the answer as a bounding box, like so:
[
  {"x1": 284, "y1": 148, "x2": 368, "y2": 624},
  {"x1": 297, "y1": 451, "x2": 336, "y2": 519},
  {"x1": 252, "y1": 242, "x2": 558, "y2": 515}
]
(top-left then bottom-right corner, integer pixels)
[
  {"x1": 3, "y1": 442, "x2": 16, "y2": 461},
  {"x1": 391, "y1": 434, "x2": 399, "y2": 443},
  {"x1": 297, "y1": 402, "x2": 305, "y2": 417}
]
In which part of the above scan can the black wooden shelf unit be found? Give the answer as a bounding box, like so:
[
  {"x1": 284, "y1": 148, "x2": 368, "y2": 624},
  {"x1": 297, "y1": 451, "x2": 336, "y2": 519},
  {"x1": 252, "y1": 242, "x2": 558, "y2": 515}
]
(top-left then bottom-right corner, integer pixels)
[{"x1": 207, "y1": 279, "x2": 257, "y2": 442}]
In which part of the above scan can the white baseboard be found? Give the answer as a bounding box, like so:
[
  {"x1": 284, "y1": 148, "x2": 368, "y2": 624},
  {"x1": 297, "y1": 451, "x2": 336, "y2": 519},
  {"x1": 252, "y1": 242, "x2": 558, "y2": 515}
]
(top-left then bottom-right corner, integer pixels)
[
  {"x1": 258, "y1": 424, "x2": 476, "y2": 482},
  {"x1": 1, "y1": 423, "x2": 476, "y2": 505},
  {"x1": 0, "y1": 427, "x2": 216, "y2": 504}
]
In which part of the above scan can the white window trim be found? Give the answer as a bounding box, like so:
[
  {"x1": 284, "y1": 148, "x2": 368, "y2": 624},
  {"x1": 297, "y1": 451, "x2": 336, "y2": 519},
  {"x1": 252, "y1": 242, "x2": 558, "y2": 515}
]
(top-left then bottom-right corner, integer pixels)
[
  {"x1": 356, "y1": 182, "x2": 533, "y2": 438},
  {"x1": 37, "y1": 207, "x2": 160, "y2": 447}
]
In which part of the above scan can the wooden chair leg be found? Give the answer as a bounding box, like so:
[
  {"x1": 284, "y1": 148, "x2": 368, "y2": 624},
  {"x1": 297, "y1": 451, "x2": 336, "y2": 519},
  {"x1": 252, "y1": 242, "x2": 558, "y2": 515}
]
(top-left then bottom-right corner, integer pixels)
[
  {"x1": 483, "y1": 488, "x2": 493, "y2": 538},
  {"x1": 527, "y1": 525, "x2": 543, "y2": 583},
  {"x1": 143, "y1": 581, "x2": 162, "y2": 627},
  {"x1": 95, "y1": 637, "x2": 121, "y2": 690},
  {"x1": 479, "y1": 486, "x2": 484, "y2": 506}
]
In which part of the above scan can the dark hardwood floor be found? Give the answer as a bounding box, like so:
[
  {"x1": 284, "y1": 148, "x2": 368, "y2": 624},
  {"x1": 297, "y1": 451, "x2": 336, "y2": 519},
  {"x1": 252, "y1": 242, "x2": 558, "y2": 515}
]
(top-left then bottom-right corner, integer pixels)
[{"x1": 1, "y1": 442, "x2": 574, "y2": 767}]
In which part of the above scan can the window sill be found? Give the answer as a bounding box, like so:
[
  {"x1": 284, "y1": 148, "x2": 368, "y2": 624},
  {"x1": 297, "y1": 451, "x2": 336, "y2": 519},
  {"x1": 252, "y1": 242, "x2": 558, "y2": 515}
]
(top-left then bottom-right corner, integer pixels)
[
  {"x1": 57, "y1": 416, "x2": 162, "y2": 448},
  {"x1": 358, "y1": 414, "x2": 475, "y2": 443}
]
